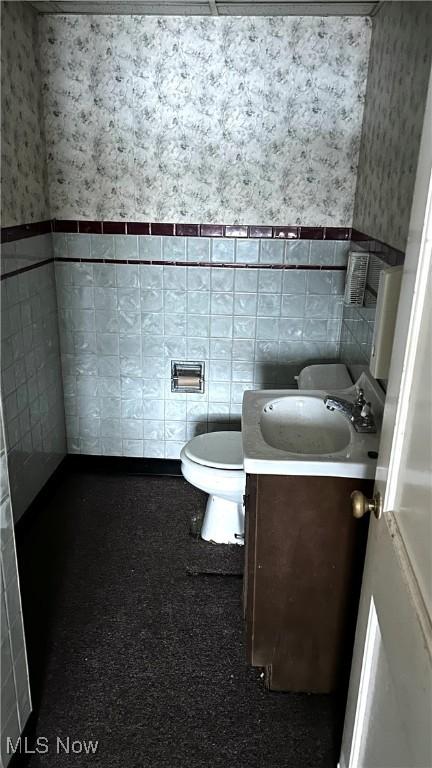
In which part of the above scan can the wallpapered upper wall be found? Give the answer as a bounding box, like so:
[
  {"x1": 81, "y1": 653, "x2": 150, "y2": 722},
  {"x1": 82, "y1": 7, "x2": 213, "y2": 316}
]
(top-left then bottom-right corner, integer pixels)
[
  {"x1": 1, "y1": 2, "x2": 50, "y2": 228},
  {"x1": 38, "y1": 15, "x2": 371, "y2": 226},
  {"x1": 353, "y1": 1, "x2": 432, "y2": 252}
]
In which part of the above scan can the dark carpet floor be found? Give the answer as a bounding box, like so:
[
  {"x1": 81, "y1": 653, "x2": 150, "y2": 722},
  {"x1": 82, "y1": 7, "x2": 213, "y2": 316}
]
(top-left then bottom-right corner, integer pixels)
[{"x1": 15, "y1": 468, "x2": 338, "y2": 768}]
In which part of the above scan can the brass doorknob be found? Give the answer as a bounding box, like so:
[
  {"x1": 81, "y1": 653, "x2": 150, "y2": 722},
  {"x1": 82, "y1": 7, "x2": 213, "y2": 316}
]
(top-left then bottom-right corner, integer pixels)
[{"x1": 351, "y1": 490, "x2": 382, "y2": 520}]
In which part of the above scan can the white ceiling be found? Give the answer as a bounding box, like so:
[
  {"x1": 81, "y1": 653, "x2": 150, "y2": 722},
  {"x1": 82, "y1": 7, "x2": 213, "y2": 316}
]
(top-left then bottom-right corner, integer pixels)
[{"x1": 30, "y1": 1, "x2": 382, "y2": 16}]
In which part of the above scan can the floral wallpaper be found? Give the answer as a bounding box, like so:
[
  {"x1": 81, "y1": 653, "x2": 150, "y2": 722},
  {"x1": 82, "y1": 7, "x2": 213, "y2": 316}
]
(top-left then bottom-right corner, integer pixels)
[
  {"x1": 353, "y1": 1, "x2": 432, "y2": 252},
  {"x1": 38, "y1": 15, "x2": 371, "y2": 226},
  {"x1": 1, "y1": 2, "x2": 50, "y2": 227}
]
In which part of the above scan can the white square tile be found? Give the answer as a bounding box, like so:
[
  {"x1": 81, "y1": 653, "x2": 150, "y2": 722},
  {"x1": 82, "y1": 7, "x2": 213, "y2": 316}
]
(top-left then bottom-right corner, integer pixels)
[
  {"x1": 208, "y1": 382, "x2": 231, "y2": 402},
  {"x1": 116, "y1": 264, "x2": 139, "y2": 287},
  {"x1": 211, "y1": 239, "x2": 235, "y2": 263},
  {"x1": 187, "y1": 315, "x2": 210, "y2": 338},
  {"x1": 165, "y1": 400, "x2": 187, "y2": 421},
  {"x1": 234, "y1": 269, "x2": 258, "y2": 292},
  {"x1": 187, "y1": 267, "x2": 210, "y2": 291},
  {"x1": 210, "y1": 292, "x2": 233, "y2": 315},
  {"x1": 256, "y1": 318, "x2": 278, "y2": 340},
  {"x1": 232, "y1": 339, "x2": 254, "y2": 361},
  {"x1": 164, "y1": 290, "x2": 186, "y2": 314},
  {"x1": 257, "y1": 294, "x2": 280, "y2": 317},
  {"x1": 209, "y1": 339, "x2": 232, "y2": 359},
  {"x1": 122, "y1": 439, "x2": 144, "y2": 456},
  {"x1": 211, "y1": 268, "x2": 234, "y2": 292},
  {"x1": 187, "y1": 338, "x2": 209, "y2": 359},
  {"x1": 164, "y1": 441, "x2": 184, "y2": 459},
  {"x1": 164, "y1": 421, "x2": 186, "y2": 441},
  {"x1": 281, "y1": 294, "x2": 306, "y2": 318},
  {"x1": 232, "y1": 361, "x2": 254, "y2": 382},
  {"x1": 210, "y1": 316, "x2": 233, "y2": 338},
  {"x1": 209, "y1": 361, "x2": 232, "y2": 382},
  {"x1": 234, "y1": 293, "x2": 257, "y2": 316},
  {"x1": 258, "y1": 269, "x2": 283, "y2": 294},
  {"x1": 233, "y1": 317, "x2": 256, "y2": 339},
  {"x1": 235, "y1": 240, "x2": 259, "y2": 264},
  {"x1": 164, "y1": 314, "x2": 186, "y2": 336},
  {"x1": 187, "y1": 238, "x2": 210, "y2": 262},
  {"x1": 139, "y1": 236, "x2": 162, "y2": 260},
  {"x1": 259, "y1": 240, "x2": 284, "y2": 264},
  {"x1": 139, "y1": 265, "x2": 163, "y2": 290},
  {"x1": 164, "y1": 265, "x2": 186, "y2": 290},
  {"x1": 187, "y1": 292, "x2": 210, "y2": 315},
  {"x1": 143, "y1": 440, "x2": 165, "y2": 458}
]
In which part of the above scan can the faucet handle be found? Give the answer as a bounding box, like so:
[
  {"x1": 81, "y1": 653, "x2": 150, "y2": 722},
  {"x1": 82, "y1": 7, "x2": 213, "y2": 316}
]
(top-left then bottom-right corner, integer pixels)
[
  {"x1": 355, "y1": 387, "x2": 366, "y2": 408},
  {"x1": 361, "y1": 402, "x2": 373, "y2": 419}
]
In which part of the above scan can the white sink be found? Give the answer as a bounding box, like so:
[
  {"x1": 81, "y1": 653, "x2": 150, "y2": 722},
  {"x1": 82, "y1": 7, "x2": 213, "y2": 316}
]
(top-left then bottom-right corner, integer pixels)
[
  {"x1": 242, "y1": 373, "x2": 385, "y2": 479},
  {"x1": 260, "y1": 395, "x2": 352, "y2": 455}
]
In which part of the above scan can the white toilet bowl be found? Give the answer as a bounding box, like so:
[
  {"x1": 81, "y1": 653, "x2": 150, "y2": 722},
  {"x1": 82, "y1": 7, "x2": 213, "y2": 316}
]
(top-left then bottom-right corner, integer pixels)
[{"x1": 180, "y1": 431, "x2": 245, "y2": 545}]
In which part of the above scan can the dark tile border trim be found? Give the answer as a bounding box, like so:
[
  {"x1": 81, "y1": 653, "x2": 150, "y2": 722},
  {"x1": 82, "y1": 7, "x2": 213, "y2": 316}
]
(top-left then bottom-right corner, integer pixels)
[
  {"x1": 126, "y1": 222, "x2": 150, "y2": 235},
  {"x1": 1, "y1": 220, "x2": 404, "y2": 270},
  {"x1": 54, "y1": 256, "x2": 346, "y2": 271},
  {"x1": 1, "y1": 255, "x2": 347, "y2": 280},
  {"x1": 351, "y1": 229, "x2": 405, "y2": 266},
  {"x1": 78, "y1": 220, "x2": 102, "y2": 234},
  {"x1": 102, "y1": 221, "x2": 127, "y2": 234},
  {"x1": 47, "y1": 220, "x2": 352, "y2": 240},
  {"x1": 1, "y1": 220, "x2": 52, "y2": 243},
  {"x1": 52, "y1": 219, "x2": 78, "y2": 233},
  {"x1": 66, "y1": 454, "x2": 182, "y2": 476},
  {"x1": 0, "y1": 257, "x2": 54, "y2": 281}
]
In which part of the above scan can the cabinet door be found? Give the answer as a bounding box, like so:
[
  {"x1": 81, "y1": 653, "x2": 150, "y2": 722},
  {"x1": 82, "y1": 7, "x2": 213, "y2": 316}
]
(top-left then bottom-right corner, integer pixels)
[{"x1": 245, "y1": 474, "x2": 371, "y2": 692}]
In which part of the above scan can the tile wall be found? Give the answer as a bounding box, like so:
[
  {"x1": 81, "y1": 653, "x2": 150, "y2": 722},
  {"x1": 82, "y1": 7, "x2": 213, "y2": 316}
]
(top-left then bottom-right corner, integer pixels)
[
  {"x1": 0, "y1": 401, "x2": 31, "y2": 768},
  {"x1": 54, "y1": 233, "x2": 349, "y2": 458},
  {"x1": 0, "y1": 234, "x2": 66, "y2": 521}
]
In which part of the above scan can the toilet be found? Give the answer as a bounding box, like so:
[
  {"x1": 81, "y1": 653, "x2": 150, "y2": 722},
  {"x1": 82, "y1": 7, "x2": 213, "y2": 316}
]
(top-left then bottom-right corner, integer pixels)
[
  {"x1": 180, "y1": 431, "x2": 245, "y2": 545},
  {"x1": 180, "y1": 363, "x2": 352, "y2": 545}
]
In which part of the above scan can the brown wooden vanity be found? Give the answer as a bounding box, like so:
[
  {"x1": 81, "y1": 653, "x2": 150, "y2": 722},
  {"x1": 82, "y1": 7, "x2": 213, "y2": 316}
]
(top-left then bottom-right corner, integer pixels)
[{"x1": 243, "y1": 473, "x2": 373, "y2": 693}]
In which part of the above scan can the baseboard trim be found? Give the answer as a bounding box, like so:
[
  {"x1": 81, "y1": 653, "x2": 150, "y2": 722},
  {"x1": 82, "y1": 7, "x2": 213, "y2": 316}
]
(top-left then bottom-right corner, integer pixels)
[
  {"x1": 14, "y1": 455, "x2": 182, "y2": 538},
  {"x1": 15, "y1": 457, "x2": 68, "y2": 538},
  {"x1": 65, "y1": 454, "x2": 182, "y2": 477}
]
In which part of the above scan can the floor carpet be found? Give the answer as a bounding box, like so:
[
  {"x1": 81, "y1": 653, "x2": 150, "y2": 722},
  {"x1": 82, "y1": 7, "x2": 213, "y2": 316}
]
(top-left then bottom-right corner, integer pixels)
[{"x1": 15, "y1": 469, "x2": 338, "y2": 768}]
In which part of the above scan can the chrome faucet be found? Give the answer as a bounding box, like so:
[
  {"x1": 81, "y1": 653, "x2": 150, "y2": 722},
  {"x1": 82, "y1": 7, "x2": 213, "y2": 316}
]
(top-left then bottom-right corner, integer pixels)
[{"x1": 324, "y1": 387, "x2": 377, "y2": 433}]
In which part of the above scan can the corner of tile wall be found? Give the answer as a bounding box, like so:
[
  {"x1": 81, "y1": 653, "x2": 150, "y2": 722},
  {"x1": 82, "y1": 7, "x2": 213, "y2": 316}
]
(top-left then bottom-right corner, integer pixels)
[{"x1": 1, "y1": 232, "x2": 67, "y2": 520}]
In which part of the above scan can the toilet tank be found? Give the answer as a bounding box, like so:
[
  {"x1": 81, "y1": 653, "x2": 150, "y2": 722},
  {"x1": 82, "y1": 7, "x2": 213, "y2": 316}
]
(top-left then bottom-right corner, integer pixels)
[{"x1": 297, "y1": 363, "x2": 352, "y2": 391}]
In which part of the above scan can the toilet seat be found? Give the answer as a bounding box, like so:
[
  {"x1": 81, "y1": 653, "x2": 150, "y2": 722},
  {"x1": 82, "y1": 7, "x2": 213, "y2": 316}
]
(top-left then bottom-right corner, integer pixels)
[{"x1": 184, "y1": 431, "x2": 243, "y2": 470}]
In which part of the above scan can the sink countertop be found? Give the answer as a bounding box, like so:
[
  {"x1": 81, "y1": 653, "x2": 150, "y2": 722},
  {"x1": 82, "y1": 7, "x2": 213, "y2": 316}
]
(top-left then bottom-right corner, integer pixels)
[{"x1": 242, "y1": 374, "x2": 384, "y2": 480}]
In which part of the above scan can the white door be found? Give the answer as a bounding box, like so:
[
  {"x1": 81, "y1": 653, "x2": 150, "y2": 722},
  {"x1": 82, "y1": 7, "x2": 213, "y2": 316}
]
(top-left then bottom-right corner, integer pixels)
[{"x1": 339, "y1": 71, "x2": 432, "y2": 768}]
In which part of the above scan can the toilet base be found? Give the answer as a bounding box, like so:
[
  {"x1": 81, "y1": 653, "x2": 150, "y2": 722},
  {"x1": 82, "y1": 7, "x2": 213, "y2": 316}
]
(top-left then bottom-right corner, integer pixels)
[{"x1": 201, "y1": 495, "x2": 244, "y2": 545}]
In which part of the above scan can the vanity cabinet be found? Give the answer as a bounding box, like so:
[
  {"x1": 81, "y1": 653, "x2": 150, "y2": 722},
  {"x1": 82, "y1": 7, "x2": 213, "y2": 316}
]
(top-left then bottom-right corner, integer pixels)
[{"x1": 243, "y1": 473, "x2": 372, "y2": 693}]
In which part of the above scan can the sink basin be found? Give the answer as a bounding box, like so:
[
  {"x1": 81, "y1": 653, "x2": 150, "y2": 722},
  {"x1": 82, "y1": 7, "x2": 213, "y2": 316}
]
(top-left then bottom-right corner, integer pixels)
[
  {"x1": 260, "y1": 395, "x2": 352, "y2": 455},
  {"x1": 241, "y1": 375, "x2": 385, "y2": 479}
]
